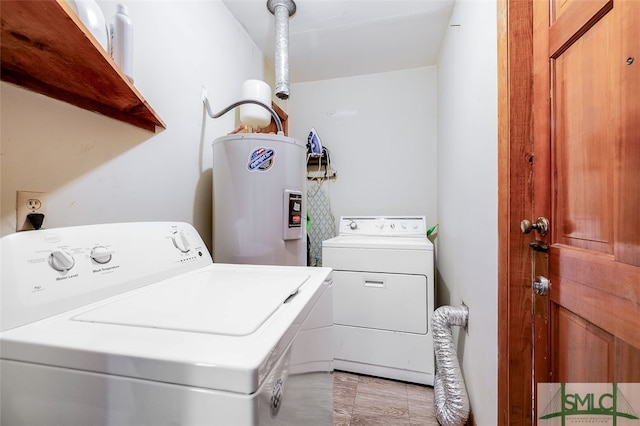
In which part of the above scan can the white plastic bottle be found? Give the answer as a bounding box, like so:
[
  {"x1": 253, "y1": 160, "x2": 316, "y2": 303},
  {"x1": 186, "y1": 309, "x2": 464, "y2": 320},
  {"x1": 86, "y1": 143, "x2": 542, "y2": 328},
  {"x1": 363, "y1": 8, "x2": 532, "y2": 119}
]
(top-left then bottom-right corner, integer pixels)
[
  {"x1": 110, "y1": 4, "x2": 133, "y2": 84},
  {"x1": 239, "y1": 80, "x2": 272, "y2": 128}
]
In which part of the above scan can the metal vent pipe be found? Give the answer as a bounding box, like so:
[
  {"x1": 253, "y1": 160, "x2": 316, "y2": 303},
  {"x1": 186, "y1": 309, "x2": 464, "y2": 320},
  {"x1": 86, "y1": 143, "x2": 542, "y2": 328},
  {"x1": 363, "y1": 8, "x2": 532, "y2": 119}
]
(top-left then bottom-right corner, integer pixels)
[
  {"x1": 267, "y1": 0, "x2": 296, "y2": 99},
  {"x1": 201, "y1": 88, "x2": 284, "y2": 135},
  {"x1": 432, "y1": 305, "x2": 470, "y2": 426}
]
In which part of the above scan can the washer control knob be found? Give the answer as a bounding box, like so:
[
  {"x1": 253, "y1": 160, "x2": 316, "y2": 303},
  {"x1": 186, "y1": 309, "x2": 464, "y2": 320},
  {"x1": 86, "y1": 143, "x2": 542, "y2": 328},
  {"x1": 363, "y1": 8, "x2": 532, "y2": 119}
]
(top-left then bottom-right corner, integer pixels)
[
  {"x1": 50, "y1": 249, "x2": 75, "y2": 272},
  {"x1": 172, "y1": 230, "x2": 191, "y2": 253},
  {"x1": 91, "y1": 246, "x2": 112, "y2": 264},
  {"x1": 349, "y1": 221, "x2": 358, "y2": 230}
]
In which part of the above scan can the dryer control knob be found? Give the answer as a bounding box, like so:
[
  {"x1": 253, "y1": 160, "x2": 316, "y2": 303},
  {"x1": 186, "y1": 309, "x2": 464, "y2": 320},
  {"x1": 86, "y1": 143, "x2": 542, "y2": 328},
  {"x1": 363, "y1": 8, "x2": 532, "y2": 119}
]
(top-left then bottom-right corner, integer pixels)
[
  {"x1": 172, "y1": 230, "x2": 191, "y2": 253},
  {"x1": 349, "y1": 221, "x2": 358, "y2": 230},
  {"x1": 91, "y1": 246, "x2": 112, "y2": 264},
  {"x1": 50, "y1": 249, "x2": 75, "y2": 272}
]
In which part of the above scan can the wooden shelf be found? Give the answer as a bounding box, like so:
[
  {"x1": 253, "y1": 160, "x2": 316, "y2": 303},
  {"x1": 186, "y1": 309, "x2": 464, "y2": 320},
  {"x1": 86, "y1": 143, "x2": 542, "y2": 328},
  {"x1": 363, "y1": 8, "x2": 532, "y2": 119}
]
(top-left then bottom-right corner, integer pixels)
[
  {"x1": 0, "y1": 0, "x2": 165, "y2": 132},
  {"x1": 262, "y1": 102, "x2": 289, "y2": 136}
]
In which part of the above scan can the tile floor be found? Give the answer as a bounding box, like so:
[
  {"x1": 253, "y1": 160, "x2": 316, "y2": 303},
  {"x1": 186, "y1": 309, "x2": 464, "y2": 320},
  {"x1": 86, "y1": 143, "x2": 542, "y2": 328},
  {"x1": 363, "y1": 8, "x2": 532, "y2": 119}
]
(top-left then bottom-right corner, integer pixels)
[{"x1": 333, "y1": 370, "x2": 440, "y2": 426}]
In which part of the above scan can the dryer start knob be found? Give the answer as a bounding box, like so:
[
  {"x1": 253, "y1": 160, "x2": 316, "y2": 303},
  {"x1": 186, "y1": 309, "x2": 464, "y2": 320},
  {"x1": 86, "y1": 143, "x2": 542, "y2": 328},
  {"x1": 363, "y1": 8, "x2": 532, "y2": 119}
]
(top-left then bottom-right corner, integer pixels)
[{"x1": 49, "y1": 249, "x2": 75, "y2": 272}]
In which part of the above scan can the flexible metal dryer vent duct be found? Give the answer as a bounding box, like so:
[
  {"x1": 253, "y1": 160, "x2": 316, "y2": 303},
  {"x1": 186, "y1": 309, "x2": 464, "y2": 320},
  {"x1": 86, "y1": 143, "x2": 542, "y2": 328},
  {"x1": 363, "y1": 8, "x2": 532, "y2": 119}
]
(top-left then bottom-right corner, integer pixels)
[
  {"x1": 432, "y1": 305, "x2": 470, "y2": 426},
  {"x1": 267, "y1": 0, "x2": 296, "y2": 99}
]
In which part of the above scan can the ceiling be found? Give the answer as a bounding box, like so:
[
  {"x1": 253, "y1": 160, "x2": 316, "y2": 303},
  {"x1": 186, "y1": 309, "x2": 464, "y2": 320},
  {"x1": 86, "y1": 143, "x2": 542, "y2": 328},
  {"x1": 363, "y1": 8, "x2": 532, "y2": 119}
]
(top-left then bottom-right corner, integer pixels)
[{"x1": 222, "y1": 0, "x2": 455, "y2": 83}]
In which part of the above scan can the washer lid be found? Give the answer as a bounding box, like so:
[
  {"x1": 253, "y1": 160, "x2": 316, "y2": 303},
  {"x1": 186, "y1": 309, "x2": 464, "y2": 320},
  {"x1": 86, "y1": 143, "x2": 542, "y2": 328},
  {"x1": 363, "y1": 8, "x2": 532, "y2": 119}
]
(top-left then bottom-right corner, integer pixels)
[{"x1": 73, "y1": 269, "x2": 308, "y2": 336}]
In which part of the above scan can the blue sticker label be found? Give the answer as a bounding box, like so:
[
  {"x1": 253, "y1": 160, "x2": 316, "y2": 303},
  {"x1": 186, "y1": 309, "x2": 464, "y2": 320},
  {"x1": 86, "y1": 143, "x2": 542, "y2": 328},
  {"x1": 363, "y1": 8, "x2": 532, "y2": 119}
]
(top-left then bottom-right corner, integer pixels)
[{"x1": 247, "y1": 147, "x2": 275, "y2": 171}]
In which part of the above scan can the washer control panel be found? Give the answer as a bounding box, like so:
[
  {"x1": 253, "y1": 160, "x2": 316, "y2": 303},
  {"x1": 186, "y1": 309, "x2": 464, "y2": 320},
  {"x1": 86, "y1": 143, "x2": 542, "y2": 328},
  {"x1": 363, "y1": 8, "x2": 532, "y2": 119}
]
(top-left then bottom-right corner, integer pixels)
[
  {"x1": 1, "y1": 222, "x2": 213, "y2": 331},
  {"x1": 338, "y1": 216, "x2": 427, "y2": 237}
]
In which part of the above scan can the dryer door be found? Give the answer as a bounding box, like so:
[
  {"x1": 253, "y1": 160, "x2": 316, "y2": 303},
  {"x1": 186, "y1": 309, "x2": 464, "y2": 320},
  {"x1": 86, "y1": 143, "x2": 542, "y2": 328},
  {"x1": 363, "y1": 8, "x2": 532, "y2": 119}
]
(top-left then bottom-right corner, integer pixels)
[{"x1": 333, "y1": 271, "x2": 428, "y2": 334}]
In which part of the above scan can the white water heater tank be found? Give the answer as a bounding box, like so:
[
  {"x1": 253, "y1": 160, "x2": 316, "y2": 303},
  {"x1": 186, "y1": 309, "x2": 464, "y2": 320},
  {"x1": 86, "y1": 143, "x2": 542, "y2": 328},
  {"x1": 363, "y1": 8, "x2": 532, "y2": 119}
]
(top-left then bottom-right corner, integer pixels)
[{"x1": 212, "y1": 133, "x2": 306, "y2": 266}]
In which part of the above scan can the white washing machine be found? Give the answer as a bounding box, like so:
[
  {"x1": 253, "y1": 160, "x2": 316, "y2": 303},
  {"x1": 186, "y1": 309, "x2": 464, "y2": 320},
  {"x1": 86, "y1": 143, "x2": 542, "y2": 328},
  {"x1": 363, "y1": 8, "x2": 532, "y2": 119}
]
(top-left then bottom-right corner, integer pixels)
[
  {"x1": 322, "y1": 216, "x2": 434, "y2": 385},
  {"x1": 0, "y1": 222, "x2": 333, "y2": 425}
]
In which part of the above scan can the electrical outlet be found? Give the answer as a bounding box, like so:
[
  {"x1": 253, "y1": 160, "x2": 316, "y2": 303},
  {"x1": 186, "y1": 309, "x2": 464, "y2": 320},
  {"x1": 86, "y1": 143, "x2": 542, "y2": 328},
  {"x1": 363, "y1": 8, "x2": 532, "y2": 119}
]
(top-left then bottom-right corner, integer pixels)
[{"x1": 16, "y1": 191, "x2": 48, "y2": 231}]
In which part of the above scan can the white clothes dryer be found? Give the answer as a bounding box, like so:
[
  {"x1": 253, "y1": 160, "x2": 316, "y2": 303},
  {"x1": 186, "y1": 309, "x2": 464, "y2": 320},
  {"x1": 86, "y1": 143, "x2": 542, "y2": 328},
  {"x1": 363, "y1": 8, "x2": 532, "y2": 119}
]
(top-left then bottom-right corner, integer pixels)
[
  {"x1": 1, "y1": 222, "x2": 333, "y2": 426},
  {"x1": 322, "y1": 216, "x2": 434, "y2": 385}
]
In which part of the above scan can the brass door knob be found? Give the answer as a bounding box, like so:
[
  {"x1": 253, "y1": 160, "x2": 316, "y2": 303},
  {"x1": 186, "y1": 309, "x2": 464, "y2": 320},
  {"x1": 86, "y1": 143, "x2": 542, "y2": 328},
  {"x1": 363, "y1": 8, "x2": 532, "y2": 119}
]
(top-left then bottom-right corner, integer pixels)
[{"x1": 520, "y1": 217, "x2": 549, "y2": 236}]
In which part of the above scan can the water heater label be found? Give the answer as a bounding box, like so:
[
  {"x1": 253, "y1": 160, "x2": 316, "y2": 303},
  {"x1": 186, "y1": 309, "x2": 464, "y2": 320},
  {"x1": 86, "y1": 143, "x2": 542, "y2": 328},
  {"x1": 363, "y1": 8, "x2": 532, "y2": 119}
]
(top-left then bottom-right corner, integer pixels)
[
  {"x1": 283, "y1": 190, "x2": 303, "y2": 241},
  {"x1": 247, "y1": 147, "x2": 276, "y2": 171}
]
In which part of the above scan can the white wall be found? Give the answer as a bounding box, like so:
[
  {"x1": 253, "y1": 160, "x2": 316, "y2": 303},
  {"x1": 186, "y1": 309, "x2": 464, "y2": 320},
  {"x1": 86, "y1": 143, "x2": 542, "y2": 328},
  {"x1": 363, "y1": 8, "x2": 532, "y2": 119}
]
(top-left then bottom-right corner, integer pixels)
[
  {"x1": 436, "y1": 1, "x2": 498, "y2": 424},
  {"x1": 288, "y1": 14, "x2": 499, "y2": 421},
  {"x1": 0, "y1": 0, "x2": 268, "y2": 250},
  {"x1": 288, "y1": 67, "x2": 438, "y2": 227}
]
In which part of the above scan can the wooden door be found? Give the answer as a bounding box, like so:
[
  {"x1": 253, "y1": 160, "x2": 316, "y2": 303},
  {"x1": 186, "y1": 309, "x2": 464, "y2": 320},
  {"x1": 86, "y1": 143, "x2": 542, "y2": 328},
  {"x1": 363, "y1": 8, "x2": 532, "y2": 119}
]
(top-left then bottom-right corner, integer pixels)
[{"x1": 532, "y1": 0, "x2": 640, "y2": 412}]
